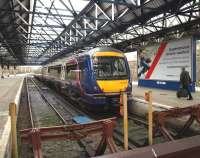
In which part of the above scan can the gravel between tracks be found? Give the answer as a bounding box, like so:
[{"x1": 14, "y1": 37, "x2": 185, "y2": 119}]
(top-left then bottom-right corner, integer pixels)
[
  {"x1": 17, "y1": 80, "x2": 33, "y2": 158},
  {"x1": 19, "y1": 77, "x2": 200, "y2": 158},
  {"x1": 18, "y1": 78, "x2": 89, "y2": 158}
]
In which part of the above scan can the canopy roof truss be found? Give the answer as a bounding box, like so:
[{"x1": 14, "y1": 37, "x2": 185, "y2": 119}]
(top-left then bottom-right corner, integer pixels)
[{"x1": 0, "y1": 0, "x2": 200, "y2": 65}]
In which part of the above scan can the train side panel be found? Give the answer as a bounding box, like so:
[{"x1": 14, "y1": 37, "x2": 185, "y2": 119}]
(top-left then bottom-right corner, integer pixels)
[{"x1": 38, "y1": 47, "x2": 132, "y2": 111}]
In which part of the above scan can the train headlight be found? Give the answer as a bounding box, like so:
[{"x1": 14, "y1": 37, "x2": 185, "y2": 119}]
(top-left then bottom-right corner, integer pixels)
[{"x1": 94, "y1": 86, "x2": 98, "y2": 91}]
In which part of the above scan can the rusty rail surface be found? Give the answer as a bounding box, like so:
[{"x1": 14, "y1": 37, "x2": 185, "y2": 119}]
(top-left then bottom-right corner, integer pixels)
[
  {"x1": 26, "y1": 77, "x2": 35, "y2": 128},
  {"x1": 20, "y1": 117, "x2": 118, "y2": 158},
  {"x1": 153, "y1": 104, "x2": 200, "y2": 141},
  {"x1": 94, "y1": 135, "x2": 200, "y2": 158}
]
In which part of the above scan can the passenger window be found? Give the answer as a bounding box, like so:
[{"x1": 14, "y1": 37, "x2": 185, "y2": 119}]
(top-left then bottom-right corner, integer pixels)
[
  {"x1": 57, "y1": 67, "x2": 61, "y2": 73},
  {"x1": 48, "y1": 65, "x2": 61, "y2": 78},
  {"x1": 66, "y1": 64, "x2": 77, "y2": 80}
]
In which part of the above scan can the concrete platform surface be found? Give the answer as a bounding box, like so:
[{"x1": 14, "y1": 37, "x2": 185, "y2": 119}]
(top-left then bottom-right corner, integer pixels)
[
  {"x1": 132, "y1": 84, "x2": 200, "y2": 108},
  {"x1": 0, "y1": 77, "x2": 24, "y2": 158}
]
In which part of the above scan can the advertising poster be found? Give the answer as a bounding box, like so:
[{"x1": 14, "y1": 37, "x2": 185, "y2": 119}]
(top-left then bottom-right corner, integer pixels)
[
  {"x1": 138, "y1": 37, "x2": 195, "y2": 91},
  {"x1": 138, "y1": 38, "x2": 193, "y2": 81}
]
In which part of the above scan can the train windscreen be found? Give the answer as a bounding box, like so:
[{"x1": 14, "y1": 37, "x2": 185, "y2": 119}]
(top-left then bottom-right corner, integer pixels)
[{"x1": 93, "y1": 56, "x2": 128, "y2": 80}]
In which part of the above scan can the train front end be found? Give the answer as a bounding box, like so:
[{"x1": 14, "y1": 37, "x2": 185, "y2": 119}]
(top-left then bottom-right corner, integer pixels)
[{"x1": 91, "y1": 48, "x2": 132, "y2": 111}]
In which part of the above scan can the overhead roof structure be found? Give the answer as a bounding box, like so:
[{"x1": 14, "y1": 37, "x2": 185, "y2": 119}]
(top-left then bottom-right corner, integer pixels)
[
  {"x1": 0, "y1": 0, "x2": 30, "y2": 65},
  {"x1": 0, "y1": 0, "x2": 200, "y2": 65}
]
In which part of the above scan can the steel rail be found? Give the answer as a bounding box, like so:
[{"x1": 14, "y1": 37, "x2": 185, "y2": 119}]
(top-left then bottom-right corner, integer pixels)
[
  {"x1": 30, "y1": 77, "x2": 100, "y2": 157},
  {"x1": 128, "y1": 114, "x2": 148, "y2": 127},
  {"x1": 29, "y1": 78, "x2": 67, "y2": 125},
  {"x1": 25, "y1": 77, "x2": 35, "y2": 128},
  {"x1": 25, "y1": 77, "x2": 92, "y2": 157},
  {"x1": 32, "y1": 77, "x2": 149, "y2": 150}
]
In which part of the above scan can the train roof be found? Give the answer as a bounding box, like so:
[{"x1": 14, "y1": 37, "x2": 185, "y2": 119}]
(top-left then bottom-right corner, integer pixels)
[
  {"x1": 91, "y1": 47, "x2": 123, "y2": 53},
  {"x1": 78, "y1": 47, "x2": 123, "y2": 57},
  {"x1": 45, "y1": 47, "x2": 124, "y2": 67}
]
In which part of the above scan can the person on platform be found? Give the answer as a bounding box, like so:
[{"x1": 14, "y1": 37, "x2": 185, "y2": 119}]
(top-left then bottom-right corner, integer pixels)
[{"x1": 180, "y1": 67, "x2": 193, "y2": 100}]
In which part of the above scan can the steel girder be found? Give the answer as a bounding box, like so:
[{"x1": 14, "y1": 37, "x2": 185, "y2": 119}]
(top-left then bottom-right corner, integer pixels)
[
  {"x1": 0, "y1": 0, "x2": 30, "y2": 64},
  {"x1": 1, "y1": 0, "x2": 200, "y2": 65},
  {"x1": 38, "y1": 0, "x2": 196, "y2": 65},
  {"x1": 0, "y1": 44, "x2": 19, "y2": 65},
  {"x1": 108, "y1": 0, "x2": 200, "y2": 51}
]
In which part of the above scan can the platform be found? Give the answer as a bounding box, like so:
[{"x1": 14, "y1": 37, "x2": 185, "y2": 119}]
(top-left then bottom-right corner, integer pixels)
[
  {"x1": 0, "y1": 77, "x2": 24, "y2": 158},
  {"x1": 132, "y1": 83, "x2": 200, "y2": 109}
]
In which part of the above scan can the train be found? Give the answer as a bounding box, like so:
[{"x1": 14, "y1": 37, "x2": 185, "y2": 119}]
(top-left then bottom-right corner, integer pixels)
[{"x1": 37, "y1": 47, "x2": 132, "y2": 111}]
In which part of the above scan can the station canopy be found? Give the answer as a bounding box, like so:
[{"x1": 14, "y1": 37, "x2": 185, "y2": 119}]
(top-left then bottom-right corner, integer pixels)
[{"x1": 0, "y1": 0, "x2": 199, "y2": 65}]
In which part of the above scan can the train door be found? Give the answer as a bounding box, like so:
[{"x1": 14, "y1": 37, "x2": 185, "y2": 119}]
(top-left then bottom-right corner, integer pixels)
[
  {"x1": 65, "y1": 62, "x2": 80, "y2": 97},
  {"x1": 60, "y1": 64, "x2": 65, "y2": 80},
  {"x1": 196, "y1": 40, "x2": 200, "y2": 86},
  {"x1": 65, "y1": 63, "x2": 79, "y2": 85},
  {"x1": 79, "y1": 56, "x2": 92, "y2": 93},
  {"x1": 78, "y1": 60, "x2": 86, "y2": 95}
]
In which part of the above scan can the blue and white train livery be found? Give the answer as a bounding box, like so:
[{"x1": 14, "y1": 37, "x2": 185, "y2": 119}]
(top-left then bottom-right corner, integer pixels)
[{"x1": 38, "y1": 47, "x2": 132, "y2": 111}]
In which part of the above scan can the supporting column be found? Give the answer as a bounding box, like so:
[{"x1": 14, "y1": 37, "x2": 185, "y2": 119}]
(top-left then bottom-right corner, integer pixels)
[{"x1": 9, "y1": 103, "x2": 18, "y2": 158}]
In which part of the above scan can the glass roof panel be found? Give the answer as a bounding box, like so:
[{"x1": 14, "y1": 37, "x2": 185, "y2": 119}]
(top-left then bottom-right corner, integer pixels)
[
  {"x1": 69, "y1": 0, "x2": 89, "y2": 12},
  {"x1": 31, "y1": 0, "x2": 89, "y2": 37},
  {"x1": 29, "y1": 0, "x2": 90, "y2": 53}
]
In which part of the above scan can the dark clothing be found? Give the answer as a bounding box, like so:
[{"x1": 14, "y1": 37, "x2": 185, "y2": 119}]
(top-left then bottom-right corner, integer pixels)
[
  {"x1": 180, "y1": 70, "x2": 191, "y2": 86},
  {"x1": 182, "y1": 84, "x2": 193, "y2": 99},
  {"x1": 180, "y1": 70, "x2": 193, "y2": 99}
]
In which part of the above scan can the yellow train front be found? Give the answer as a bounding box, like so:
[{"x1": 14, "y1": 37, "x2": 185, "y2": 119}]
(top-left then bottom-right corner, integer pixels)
[
  {"x1": 75, "y1": 47, "x2": 132, "y2": 111},
  {"x1": 41, "y1": 47, "x2": 132, "y2": 111}
]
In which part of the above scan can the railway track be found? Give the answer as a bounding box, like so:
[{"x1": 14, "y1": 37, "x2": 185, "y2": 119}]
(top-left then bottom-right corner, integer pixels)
[
  {"x1": 33, "y1": 77, "x2": 150, "y2": 149},
  {"x1": 24, "y1": 76, "x2": 200, "y2": 158},
  {"x1": 32, "y1": 77, "x2": 128, "y2": 152},
  {"x1": 25, "y1": 77, "x2": 91, "y2": 157},
  {"x1": 27, "y1": 77, "x2": 138, "y2": 156}
]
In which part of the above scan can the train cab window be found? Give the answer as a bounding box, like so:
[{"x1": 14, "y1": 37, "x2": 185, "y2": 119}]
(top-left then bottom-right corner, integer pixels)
[
  {"x1": 66, "y1": 64, "x2": 77, "y2": 80},
  {"x1": 93, "y1": 56, "x2": 128, "y2": 80},
  {"x1": 113, "y1": 58, "x2": 127, "y2": 76}
]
